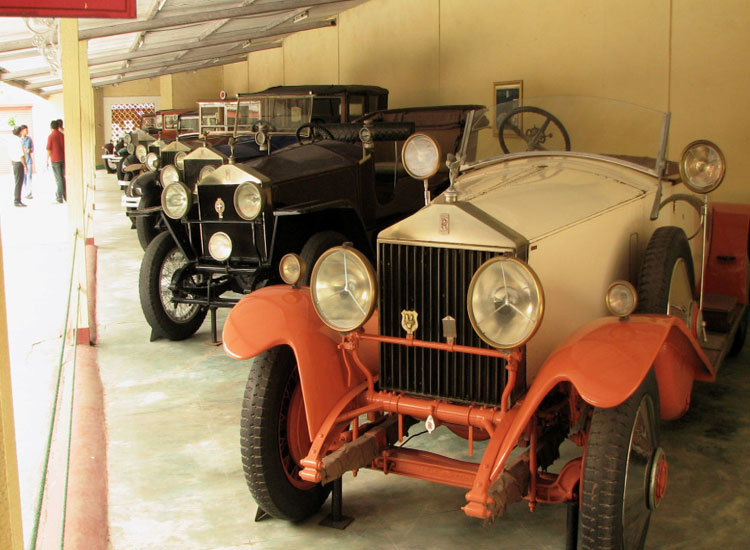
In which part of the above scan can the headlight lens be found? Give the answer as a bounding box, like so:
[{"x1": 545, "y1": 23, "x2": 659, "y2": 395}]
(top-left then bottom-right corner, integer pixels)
[
  {"x1": 135, "y1": 144, "x2": 148, "y2": 163},
  {"x1": 175, "y1": 151, "x2": 187, "y2": 171},
  {"x1": 279, "y1": 253, "x2": 305, "y2": 286},
  {"x1": 145, "y1": 152, "x2": 159, "y2": 172},
  {"x1": 198, "y1": 165, "x2": 216, "y2": 182},
  {"x1": 679, "y1": 140, "x2": 725, "y2": 193},
  {"x1": 161, "y1": 182, "x2": 192, "y2": 219},
  {"x1": 311, "y1": 246, "x2": 376, "y2": 332},
  {"x1": 606, "y1": 281, "x2": 638, "y2": 317},
  {"x1": 402, "y1": 133, "x2": 441, "y2": 180},
  {"x1": 123, "y1": 133, "x2": 132, "y2": 146},
  {"x1": 160, "y1": 164, "x2": 180, "y2": 187},
  {"x1": 208, "y1": 232, "x2": 232, "y2": 261},
  {"x1": 467, "y1": 257, "x2": 544, "y2": 349},
  {"x1": 234, "y1": 182, "x2": 263, "y2": 220}
]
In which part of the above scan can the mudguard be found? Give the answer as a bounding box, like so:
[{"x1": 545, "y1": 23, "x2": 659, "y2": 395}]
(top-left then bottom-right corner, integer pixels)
[
  {"x1": 223, "y1": 285, "x2": 378, "y2": 438},
  {"x1": 529, "y1": 314, "x2": 713, "y2": 420}
]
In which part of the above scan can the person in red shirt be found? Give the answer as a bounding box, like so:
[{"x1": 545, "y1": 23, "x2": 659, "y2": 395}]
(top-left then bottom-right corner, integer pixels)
[{"x1": 46, "y1": 119, "x2": 65, "y2": 203}]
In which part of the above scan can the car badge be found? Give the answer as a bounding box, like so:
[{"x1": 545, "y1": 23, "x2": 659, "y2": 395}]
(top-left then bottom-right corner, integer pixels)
[
  {"x1": 215, "y1": 198, "x2": 225, "y2": 219},
  {"x1": 401, "y1": 310, "x2": 419, "y2": 335},
  {"x1": 440, "y1": 214, "x2": 450, "y2": 234}
]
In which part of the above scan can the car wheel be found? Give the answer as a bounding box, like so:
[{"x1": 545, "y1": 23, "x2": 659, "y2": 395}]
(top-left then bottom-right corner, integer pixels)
[
  {"x1": 240, "y1": 345, "x2": 331, "y2": 521},
  {"x1": 580, "y1": 370, "x2": 665, "y2": 550},
  {"x1": 729, "y1": 307, "x2": 748, "y2": 356},
  {"x1": 105, "y1": 158, "x2": 118, "y2": 173},
  {"x1": 135, "y1": 197, "x2": 162, "y2": 251},
  {"x1": 636, "y1": 226, "x2": 697, "y2": 332},
  {"x1": 139, "y1": 232, "x2": 207, "y2": 340},
  {"x1": 299, "y1": 231, "x2": 348, "y2": 285}
]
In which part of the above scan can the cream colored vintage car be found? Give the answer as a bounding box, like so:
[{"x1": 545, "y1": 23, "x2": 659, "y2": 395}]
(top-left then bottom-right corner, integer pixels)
[{"x1": 223, "y1": 96, "x2": 747, "y2": 550}]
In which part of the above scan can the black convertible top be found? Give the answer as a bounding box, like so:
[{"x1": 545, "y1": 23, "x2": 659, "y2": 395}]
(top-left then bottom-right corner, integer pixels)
[{"x1": 239, "y1": 84, "x2": 389, "y2": 98}]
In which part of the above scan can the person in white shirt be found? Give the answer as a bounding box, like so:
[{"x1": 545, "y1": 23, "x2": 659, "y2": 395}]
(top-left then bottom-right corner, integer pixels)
[{"x1": 10, "y1": 126, "x2": 27, "y2": 207}]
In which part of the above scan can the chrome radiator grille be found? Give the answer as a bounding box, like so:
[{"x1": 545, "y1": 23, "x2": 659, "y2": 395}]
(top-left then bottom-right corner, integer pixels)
[{"x1": 378, "y1": 242, "x2": 506, "y2": 406}]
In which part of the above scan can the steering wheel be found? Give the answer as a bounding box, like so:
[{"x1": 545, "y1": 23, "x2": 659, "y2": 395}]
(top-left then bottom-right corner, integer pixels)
[
  {"x1": 497, "y1": 106, "x2": 571, "y2": 154},
  {"x1": 296, "y1": 123, "x2": 335, "y2": 144}
]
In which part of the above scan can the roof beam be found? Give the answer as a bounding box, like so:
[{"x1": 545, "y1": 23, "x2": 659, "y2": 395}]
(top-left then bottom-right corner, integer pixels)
[
  {"x1": 88, "y1": 55, "x2": 251, "y2": 88},
  {"x1": 79, "y1": 0, "x2": 344, "y2": 40},
  {"x1": 88, "y1": 19, "x2": 333, "y2": 66},
  {"x1": 25, "y1": 47, "x2": 265, "y2": 89}
]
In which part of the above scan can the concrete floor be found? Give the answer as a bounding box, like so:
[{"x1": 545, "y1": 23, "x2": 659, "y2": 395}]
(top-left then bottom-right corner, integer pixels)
[{"x1": 31, "y1": 170, "x2": 750, "y2": 549}]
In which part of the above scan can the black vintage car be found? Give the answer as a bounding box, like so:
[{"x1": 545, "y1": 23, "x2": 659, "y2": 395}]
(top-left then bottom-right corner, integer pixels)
[
  {"x1": 138, "y1": 104, "x2": 484, "y2": 341},
  {"x1": 124, "y1": 85, "x2": 390, "y2": 251}
]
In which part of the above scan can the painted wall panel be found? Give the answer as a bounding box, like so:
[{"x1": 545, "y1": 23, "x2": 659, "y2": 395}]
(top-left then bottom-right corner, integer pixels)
[
  {"x1": 283, "y1": 26, "x2": 338, "y2": 85},
  {"x1": 247, "y1": 48, "x2": 284, "y2": 92}
]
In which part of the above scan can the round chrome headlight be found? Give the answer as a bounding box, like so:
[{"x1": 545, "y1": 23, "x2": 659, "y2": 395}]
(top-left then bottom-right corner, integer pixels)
[
  {"x1": 255, "y1": 130, "x2": 267, "y2": 147},
  {"x1": 467, "y1": 257, "x2": 544, "y2": 349},
  {"x1": 135, "y1": 144, "x2": 148, "y2": 163},
  {"x1": 123, "y1": 133, "x2": 132, "y2": 146},
  {"x1": 402, "y1": 133, "x2": 441, "y2": 180},
  {"x1": 161, "y1": 182, "x2": 192, "y2": 219},
  {"x1": 606, "y1": 280, "x2": 638, "y2": 317},
  {"x1": 199, "y1": 165, "x2": 216, "y2": 182},
  {"x1": 279, "y1": 253, "x2": 306, "y2": 286},
  {"x1": 311, "y1": 246, "x2": 376, "y2": 332},
  {"x1": 175, "y1": 151, "x2": 187, "y2": 171},
  {"x1": 679, "y1": 140, "x2": 725, "y2": 194},
  {"x1": 208, "y1": 232, "x2": 232, "y2": 261},
  {"x1": 145, "y1": 152, "x2": 159, "y2": 172},
  {"x1": 160, "y1": 164, "x2": 180, "y2": 187},
  {"x1": 234, "y1": 182, "x2": 263, "y2": 220}
]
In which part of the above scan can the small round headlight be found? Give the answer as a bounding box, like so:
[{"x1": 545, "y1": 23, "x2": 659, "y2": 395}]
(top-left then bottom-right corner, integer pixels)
[
  {"x1": 311, "y1": 246, "x2": 376, "y2": 332},
  {"x1": 467, "y1": 257, "x2": 544, "y2": 349},
  {"x1": 161, "y1": 182, "x2": 192, "y2": 219},
  {"x1": 679, "y1": 140, "x2": 725, "y2": 194},
  {"x1": 255, "y1": 130, "x2": 267, "y2": 147},
  {"x1": 145, "y1": 152, "x2": 159, "y2": 172},
  {"x1": 160, "y1": 164, "x2": 180, "y2": 187},
  {"x1": 175, "y1": 151, "x2": 187, "y2": 171},
  {"x1": 198, "y1": 165, "x2": 216, "y2": 182},
  {"x1": 234, "y1": 182, "x2": 263, "y2": 220},
  {"x1": 208, "y1": 232, "x2": 232, "y2": 261},
  {"x1": 279, "y1": 253, "x2": 306, "y2": 286},
  {"x1": 402, "y1": 134, "x2": 441, "y2": 180},
  {"x1": 135, "y1": 144, "x2": 148, "y2": 163},
  {"x1": 123, "y1": 133, "x2": 132, "y2": 146},
  {"x1": 606, "y1": 281, "x2": 638, "y2": 317}
]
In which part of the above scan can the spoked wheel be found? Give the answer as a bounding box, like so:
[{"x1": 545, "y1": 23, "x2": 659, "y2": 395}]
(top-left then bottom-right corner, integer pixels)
[
  {"x1": 241, "y1": 346, "x2": 331, "y2": 521},
  {"x1": 580, "y1": 371, "x2": 666, "y2": 550},
  {"x1": 139, "y1": 232, "x2": 207, "y2": 340},
  {"x1": 636, "y1": 226, "x2": 700, "y2": 336},
  {"x1": 497, "y1": 106, "x2": 571, "y2": 154},
  {"x1": 135, "y1": 196, "x2": 162, "y2": 251}
]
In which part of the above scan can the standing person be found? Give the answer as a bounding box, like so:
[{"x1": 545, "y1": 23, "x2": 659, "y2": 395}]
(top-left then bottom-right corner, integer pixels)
[
  {"x1": 9, "y1": 126, "x2": 27, "y2": 207},
  {"x1": 46, "y1": 120, "x2": 66, "y2": 203},
  {"x1": 20, "y1": 124, "x2": 33, "y2": 199}
]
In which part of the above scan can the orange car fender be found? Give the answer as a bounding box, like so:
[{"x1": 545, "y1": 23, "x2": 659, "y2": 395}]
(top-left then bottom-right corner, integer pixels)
[
  {"x1": 223, "y1": 285, "x2": 379, "y2": 438},
  {"x1": 530, "y1": 315, "x2": 714, "y2": 419},
  {"x1": 483, "y1": 315, "x2": 714, "y2": 484}
]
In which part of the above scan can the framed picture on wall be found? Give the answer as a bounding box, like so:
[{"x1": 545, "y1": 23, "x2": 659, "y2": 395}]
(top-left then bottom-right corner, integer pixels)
[{"x1": 493, "y1": 80, "x2": 523, "y2": 136}]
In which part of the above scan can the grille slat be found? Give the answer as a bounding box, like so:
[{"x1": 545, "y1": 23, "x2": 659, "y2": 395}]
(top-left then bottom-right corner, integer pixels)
[{"x1": 379, "y1": 243, "x2": 506, "y2": 406}]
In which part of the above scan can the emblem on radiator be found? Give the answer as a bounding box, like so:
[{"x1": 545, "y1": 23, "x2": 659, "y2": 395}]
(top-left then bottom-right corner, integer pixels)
[
  {"x1": 401, "y1": 310, "x2": 419, "y2": 335},
  {"x1": 439, "y1": 213, "x2": 450, "y2": 234},
  {"x1": 215, "y1": 198, "x2": 225, "y2": 219}
]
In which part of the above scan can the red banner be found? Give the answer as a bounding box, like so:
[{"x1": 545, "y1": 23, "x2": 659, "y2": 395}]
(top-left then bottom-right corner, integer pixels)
[{"x1": 0, "y1": 0, "x2": 136, "y2": 18}]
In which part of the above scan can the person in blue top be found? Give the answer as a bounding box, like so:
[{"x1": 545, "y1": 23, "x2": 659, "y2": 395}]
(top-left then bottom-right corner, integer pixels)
[{"x1": 19, "y1": 124, "x2": 33, "y2": 199}]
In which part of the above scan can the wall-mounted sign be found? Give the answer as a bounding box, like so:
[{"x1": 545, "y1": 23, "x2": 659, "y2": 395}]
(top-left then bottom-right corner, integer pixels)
[{"x1": 0, "y1": 0, "x2": 136, "y2": 18}]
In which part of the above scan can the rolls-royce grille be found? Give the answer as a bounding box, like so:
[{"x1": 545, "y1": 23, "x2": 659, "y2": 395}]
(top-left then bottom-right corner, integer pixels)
[
  {"x1": 378, "y1": 242, "x2": 506, "y2": 406},
  {"x1": 198, "y1": 187, "x2": 263, "y2": 260}
]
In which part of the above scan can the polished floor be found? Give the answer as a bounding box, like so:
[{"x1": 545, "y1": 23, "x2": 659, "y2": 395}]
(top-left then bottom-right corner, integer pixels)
[{"x1": 30, "y1": 171, "x2": 750, "y2": 549}]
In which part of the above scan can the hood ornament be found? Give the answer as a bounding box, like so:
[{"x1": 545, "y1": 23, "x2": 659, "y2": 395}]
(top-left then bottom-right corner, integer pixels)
[{"x1": 215, "y1": 198, "x2": 225, "y2": 219}]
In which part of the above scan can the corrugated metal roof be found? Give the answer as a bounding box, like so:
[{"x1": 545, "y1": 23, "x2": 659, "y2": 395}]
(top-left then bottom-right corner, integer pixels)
[{"x1": 0, "y1": 0, "x2": 369, "y2": 96}]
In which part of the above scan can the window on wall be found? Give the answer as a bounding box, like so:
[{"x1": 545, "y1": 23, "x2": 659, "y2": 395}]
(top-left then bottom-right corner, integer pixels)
[{"x1": 110, "y1": 103, "x2": 155, "y2": 141}]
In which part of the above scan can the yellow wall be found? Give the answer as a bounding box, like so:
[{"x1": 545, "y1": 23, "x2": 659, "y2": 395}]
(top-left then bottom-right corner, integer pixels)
[
  {"x1": 247, "y1": 47, "x2": 284, "y2": 92},
  {"x1": 223, "y1": 60, "x2": 250, "y2": 97},
  {"x1": 170, "y1": 66, "x2": 224, "y2": 106},
  {"x1": 101, "y1": 78, "x2": 159, "y2": 97},
  {"x1": 233, "y1": 0, "x2": 749, "y2": 202}
]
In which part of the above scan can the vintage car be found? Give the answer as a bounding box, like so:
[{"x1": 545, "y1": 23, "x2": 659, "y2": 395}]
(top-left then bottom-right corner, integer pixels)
[
  {"x1": 138, "y1": 103, "x2": 481, "y2": 342},
  {"x1": 139, "y1": 108, "x2": 194, "y2": 140},
  {"x1": 125, "y1": 85, "x2": 392, "y2": 251},
  {"x1": 222, "y1": 96, "x2": 748, "y2": 549}
]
